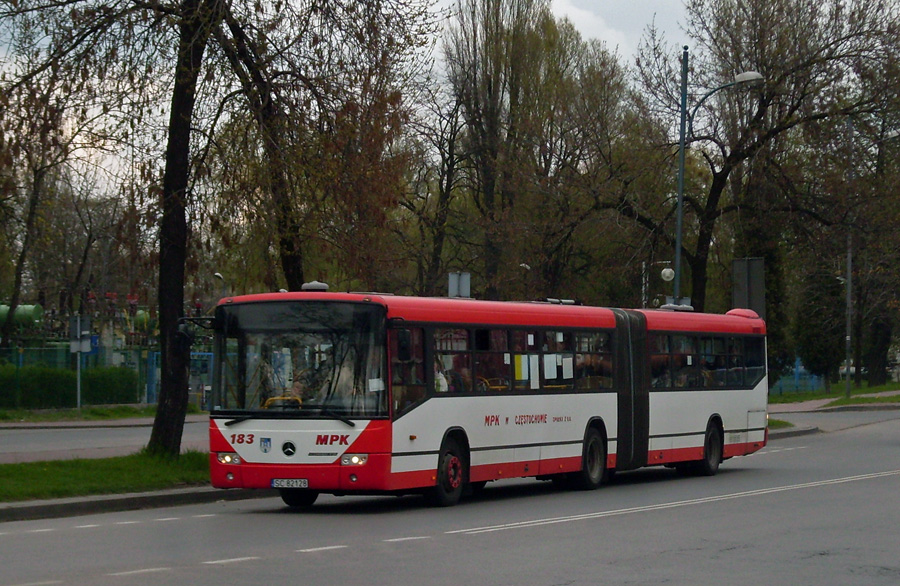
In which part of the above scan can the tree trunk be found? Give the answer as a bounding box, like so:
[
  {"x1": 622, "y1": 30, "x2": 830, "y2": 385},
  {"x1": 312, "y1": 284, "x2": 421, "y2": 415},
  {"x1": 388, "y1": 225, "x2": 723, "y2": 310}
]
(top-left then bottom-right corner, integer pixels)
[
  {"x1": 148, "y1": 0, "x2": 218, "y2": 457},
  {"x1": 1, "y1": 169, "x2": 44, "y2": 347}
]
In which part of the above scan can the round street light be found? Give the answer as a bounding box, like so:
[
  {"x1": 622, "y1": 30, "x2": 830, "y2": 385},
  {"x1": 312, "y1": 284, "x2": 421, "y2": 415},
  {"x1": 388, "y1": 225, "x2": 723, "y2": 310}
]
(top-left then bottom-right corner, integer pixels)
[{"x1": 672, "y1": 46, "x2": 765, "y2": 309}]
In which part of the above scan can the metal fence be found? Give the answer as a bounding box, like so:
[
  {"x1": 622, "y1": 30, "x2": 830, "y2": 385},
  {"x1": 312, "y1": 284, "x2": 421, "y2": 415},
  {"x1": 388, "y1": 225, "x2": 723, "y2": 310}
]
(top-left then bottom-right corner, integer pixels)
[
  {"x1": 0, "y1": 346, "x2": 214, "y2": 408},
  {"x1": 769, "y1": 357, "x2": 825, "y2": 395}
]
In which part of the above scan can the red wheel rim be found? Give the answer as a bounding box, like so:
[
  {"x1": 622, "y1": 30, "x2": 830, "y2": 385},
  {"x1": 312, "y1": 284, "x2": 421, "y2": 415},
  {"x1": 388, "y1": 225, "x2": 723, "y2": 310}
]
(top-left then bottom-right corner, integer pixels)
[{"x1": 446, "y1": 455, "x2": 462, "y2": 489}]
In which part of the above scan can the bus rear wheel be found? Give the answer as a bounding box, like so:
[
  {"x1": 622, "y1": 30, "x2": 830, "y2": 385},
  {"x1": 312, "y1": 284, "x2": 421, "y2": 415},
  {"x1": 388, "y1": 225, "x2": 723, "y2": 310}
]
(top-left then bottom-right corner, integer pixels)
[
  {"x1": 572, "y1": 427, "x2": 606, "y2": 490},
  {"x1": 279, "y1": 488, "x2": 319, "y2": 508},
  {"x1": 425, "y1": 437, "x2": 466, "y2": 507},
  {"x1": 696, "y1": 423, "x2": 723, "y2": 476}
]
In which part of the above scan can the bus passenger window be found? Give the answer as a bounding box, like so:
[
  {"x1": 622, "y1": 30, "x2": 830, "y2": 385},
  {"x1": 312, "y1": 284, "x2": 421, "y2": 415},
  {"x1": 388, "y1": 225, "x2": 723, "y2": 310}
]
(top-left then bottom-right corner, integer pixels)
[
  {"x1": 727, "y1": 338, "x2": 745, "y2": 386},
  {"x1": 649, "y1": 333, "x2": 671, "y2": 388},
  {"x1": 389, "y1": 328, "x2": 425, "y2": 413},
  {"x1": 700, "y1": 337, "x2": 727, "y2": 387},
  {"x1": 672, "y1": 335, "x2": 699, "y2": 388},
  {"x1": 745, "y1": 337, "x2": 766, "y2": 387},
  {"x1": 544, "y1": 331, "x2": 575, "y2": 390},
  {"x1": 576, "y1": 332, "x2": 613, "y2": 390},
  {"x1": 474, "y1": 329, "x2": 511, "y2": 392},
  {"x1": 435, "y1": 328, "x2": 472, "y2": 394},
  {"x1": 511, "y1": 330, "x2": 539, "y2": 391}
]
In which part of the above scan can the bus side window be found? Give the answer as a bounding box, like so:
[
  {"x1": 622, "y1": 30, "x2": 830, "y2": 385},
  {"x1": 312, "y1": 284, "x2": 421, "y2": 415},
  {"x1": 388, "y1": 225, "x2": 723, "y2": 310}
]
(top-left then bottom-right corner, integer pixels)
[
  {"x1": 672, "y1": 335, "x2": 699, "y2": 388},
  {"x1": 542, "y1": 331, "x2": 575, "y2": 391},
  {"x1": 474, "y1": 329, "x2": 511, "y2": 392},
  {"x1": 700, "y1": 336, "x2": 727, "y2": 387},
  {"x1": 649, "y1": 333, "x2": 671, "y2": 388},
  {"x1": 435, "y1": 328, "x2": 472, "y2": 394},
  {"x1": 510, "y1": 330, "x2": 539, "y2": 391},
  {"x1": 744, "y1": 336, "x2": 766, "y2": 387},
  {"x1": 390, "y1": 328, "x2": 425, "y2": 413},
  {"x1": 576, "y1": 331, "x2": 612, "y2": 390},
  {"x1": 727, "y1": 337, "x2": 745, "y2": 386}
]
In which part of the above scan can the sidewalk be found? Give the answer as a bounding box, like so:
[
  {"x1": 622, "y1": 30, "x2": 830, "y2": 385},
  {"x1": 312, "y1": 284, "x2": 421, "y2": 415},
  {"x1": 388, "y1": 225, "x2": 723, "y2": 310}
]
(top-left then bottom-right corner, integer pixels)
[{"x1": 768, "y1": 389, "x2": 900, "y2": 414}]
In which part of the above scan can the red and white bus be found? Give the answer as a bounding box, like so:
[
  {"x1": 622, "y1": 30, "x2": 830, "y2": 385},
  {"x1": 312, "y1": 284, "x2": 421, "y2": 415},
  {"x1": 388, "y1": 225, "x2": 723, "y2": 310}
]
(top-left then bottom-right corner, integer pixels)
[{"x1": 208, "y1": 288, "x2": 768, "y2": 507}]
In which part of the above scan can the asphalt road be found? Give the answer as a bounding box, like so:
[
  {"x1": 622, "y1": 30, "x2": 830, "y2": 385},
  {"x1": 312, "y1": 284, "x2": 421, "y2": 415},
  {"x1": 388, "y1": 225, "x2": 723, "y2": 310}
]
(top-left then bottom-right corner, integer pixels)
[
  {"x1": 0, "y1": 416, "x2": 209, "y2": 463},
  {"x1": 2, "y1": 409, "x2": 899, "y2": 586}
]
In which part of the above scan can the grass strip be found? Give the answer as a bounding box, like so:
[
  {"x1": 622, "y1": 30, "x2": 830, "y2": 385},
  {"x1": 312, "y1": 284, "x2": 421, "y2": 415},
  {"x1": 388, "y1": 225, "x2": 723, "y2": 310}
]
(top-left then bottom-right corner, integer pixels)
[
  {"x1": 0, "y1": 450, "x2": 209, "y2": 503},
  {"x1": 824, "y1": 394, "x2": 900, "y2": 408},
  {"x1": 768, "y1": 381, "x2": 900, "y2": 404},
  {"x1": 0, "y1": 404, "x2": 203, "y2": 423}
]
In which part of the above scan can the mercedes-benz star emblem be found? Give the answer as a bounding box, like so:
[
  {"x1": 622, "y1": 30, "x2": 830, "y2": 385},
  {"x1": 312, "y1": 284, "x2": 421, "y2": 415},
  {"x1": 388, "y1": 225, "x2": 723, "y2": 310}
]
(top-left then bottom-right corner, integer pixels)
[{"x1": 282, "y1": 441, "x2": 296, "y2": 457}]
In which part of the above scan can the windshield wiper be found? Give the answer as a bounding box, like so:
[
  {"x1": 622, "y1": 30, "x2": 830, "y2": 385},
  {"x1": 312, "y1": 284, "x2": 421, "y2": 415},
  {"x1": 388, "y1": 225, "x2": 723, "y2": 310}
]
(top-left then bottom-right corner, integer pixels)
[
  {"x1": 320, "y1": 405, "x2": 356, "y2": 427},
  {"x1": 224, "y1": 415, "x2": 254, "y2": 427},
  {"x1": 322, "y1": 405, "x2": 356, "y2": 427}
]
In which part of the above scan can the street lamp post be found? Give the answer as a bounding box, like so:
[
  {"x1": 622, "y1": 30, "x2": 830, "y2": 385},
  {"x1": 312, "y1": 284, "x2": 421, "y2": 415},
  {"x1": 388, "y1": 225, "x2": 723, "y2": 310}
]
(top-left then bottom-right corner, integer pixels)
[
  {"x1": 842, "y1": 126, "x2": 899, "y2": 399},
  {"x1": 673, "y1": 46, "x2": 764, "y2": 308}
]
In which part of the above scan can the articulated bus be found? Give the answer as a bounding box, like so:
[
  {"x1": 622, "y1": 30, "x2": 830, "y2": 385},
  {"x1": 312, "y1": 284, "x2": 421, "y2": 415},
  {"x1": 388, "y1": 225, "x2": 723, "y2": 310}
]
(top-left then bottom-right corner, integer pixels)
[{"x1": 208, "y1": 288, "x2": 768, "y2": 507}]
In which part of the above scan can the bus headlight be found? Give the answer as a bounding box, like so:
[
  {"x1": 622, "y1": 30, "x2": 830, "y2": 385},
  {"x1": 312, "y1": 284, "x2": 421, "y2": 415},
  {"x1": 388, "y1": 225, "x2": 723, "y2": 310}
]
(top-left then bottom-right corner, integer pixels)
[
  {"x1": 217, "y1": 452, "x2": 242, "y2": 465},
  {"x1": 341, "y1": 454, "x2": 368, "y2": 466}
]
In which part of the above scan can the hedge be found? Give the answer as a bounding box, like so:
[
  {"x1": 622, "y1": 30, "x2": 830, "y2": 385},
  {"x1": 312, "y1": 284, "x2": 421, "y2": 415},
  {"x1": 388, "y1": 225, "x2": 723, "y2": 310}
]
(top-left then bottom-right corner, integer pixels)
[{"x1": 0, "y1": 365, "x2": 140, "y2": 409}]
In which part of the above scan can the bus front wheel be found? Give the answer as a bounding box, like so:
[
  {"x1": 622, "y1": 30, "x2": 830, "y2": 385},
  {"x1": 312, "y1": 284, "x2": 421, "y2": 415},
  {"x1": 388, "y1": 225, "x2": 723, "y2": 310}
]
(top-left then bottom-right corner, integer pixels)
[{"x1": 425, "y1": 437, "x2": 466, "y2": 507}]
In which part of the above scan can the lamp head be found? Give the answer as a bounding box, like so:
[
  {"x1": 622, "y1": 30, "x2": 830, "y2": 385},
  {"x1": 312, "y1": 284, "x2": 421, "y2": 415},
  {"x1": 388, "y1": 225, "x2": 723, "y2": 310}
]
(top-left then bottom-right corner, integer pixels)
[{"x1": 733, "y1": 71, "x2": 764, "y2": 85}]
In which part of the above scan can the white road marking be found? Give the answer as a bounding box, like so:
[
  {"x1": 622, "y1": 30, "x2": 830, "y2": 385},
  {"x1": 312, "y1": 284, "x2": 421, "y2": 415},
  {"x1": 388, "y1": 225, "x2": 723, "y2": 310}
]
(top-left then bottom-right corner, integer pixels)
[
  {"x1": 383, "y1": 536, "x2": 431, "y2": 543},
  {"x1": 202, "y1": 556, "x2": 261, "y2": 564},
  {"x1": 296, "y1": 545, "x2": 348, "y2": 553},
  {"x1": 107, "y1": 567, "x2": 170, "y2": 576},
  {"x1": 448, "y1": 469, "x2": 900, "y2": 535},
  {"x1": 74, "y1": 524, "x2": 100, "y2": 529},
  {"x1": 751, "y1": 446, "x2": 808, "y2": 456}
]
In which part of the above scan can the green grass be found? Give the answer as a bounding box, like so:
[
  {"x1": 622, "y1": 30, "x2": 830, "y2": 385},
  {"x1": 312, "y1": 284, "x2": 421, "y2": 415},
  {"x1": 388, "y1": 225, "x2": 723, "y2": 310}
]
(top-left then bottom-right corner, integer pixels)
[
  {"x1": 768, "y1": 418, "x2": 793, "y2": 430},
  {"x1": 768, "y1": 381, "x2": 900, "y2": 404},
  {"x1": 823, "y1": 393, "x2": 900, "y2": 408},
  {"x1": 0, "y1": 450, "x2": 209, "y2": 503},
  {"x1": 0, "y1": 404, "x2": 203, "y2": 423}
]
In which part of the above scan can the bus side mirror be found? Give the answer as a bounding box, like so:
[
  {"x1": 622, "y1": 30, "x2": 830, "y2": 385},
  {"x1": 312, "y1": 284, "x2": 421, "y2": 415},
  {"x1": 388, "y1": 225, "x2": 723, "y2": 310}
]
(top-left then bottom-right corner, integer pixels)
[
  {"x1": 396, "y1": 329, "x2": 412, "y2": 362},
  {"x1": 177, "y1": 322, "x2": 196, "y2": 345}
]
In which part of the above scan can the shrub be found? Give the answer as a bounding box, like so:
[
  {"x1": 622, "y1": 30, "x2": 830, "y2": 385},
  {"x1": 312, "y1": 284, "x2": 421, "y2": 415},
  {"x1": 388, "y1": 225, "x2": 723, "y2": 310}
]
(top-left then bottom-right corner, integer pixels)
[{"x1": 0, "y1": 365, "x2": 139, "y2": 409}]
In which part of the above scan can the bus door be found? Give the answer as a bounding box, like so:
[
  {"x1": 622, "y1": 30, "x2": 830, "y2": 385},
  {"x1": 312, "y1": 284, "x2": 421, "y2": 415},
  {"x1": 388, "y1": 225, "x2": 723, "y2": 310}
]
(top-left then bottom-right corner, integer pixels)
[{"x1": 612, "y1": 309, "x2": 649, "y2": 472}]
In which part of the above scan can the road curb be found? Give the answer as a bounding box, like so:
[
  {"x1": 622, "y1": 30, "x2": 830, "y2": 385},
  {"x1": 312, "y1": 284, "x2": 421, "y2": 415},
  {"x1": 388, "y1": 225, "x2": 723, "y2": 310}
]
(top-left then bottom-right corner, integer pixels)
[
  {"x1": 0, "y1": 487, "x2": 277, "y2": 524},
  {"x1": 768, "y1": 426, "x2": 819, "y2": 439}
]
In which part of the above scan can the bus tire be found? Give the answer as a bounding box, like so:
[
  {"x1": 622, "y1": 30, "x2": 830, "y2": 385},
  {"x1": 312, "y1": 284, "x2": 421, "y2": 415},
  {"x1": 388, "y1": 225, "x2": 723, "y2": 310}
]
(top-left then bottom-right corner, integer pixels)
[
  {"x1": 425, "y1": 437, "x2": 466, "y2": 507},
  {"x1": 279, "y1": 488, "x2": 319, "y2": 508},
  {"x1": 697, "y1": 422, "x2": 723, "y2": 476},
  {"x1": 572, "y1": 427, "x2": 606, "y2": 490}
]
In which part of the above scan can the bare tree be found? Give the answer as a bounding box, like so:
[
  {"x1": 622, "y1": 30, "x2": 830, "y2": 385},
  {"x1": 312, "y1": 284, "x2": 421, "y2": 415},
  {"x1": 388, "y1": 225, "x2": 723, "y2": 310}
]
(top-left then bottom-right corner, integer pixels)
[{"x1": 634, "y1": 0, "x2": 900, "y2": 311}]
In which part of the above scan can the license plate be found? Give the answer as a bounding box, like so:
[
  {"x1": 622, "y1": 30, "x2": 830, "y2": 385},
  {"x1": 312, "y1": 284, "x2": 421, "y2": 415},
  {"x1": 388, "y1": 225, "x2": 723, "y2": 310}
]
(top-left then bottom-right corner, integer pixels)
[{"x1": 272, "y1": 478, "x2": 308, "y2": 489}]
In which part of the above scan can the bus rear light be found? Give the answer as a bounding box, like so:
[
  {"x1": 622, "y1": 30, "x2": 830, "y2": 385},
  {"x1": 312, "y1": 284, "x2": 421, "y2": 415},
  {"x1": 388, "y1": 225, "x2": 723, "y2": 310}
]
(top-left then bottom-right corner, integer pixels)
[
  {"x1": 341, "y1": 454, "x2": 368, "y2": 466},
  {"x1": 217, "y1": 452, "x2": 242, "y2": 465}
]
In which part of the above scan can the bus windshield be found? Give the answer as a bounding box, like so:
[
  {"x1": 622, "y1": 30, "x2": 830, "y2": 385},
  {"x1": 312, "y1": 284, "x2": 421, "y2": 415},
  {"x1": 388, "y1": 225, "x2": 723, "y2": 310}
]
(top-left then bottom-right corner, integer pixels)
[{"x1": 212, "y1": 301, "x2": 388, "y2": 418}]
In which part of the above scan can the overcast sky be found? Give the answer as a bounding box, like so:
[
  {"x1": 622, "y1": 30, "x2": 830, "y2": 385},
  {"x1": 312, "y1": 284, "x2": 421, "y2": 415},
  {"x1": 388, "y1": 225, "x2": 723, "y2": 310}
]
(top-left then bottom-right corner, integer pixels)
[{"x1": 550, "y1": 0, "x2": 687, "y2": 59}]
